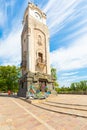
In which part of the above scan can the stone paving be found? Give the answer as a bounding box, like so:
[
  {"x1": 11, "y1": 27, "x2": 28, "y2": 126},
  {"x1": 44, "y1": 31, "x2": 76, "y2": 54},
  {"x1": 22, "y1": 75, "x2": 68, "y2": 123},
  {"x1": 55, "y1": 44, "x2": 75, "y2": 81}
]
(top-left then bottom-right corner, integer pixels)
[{"x1": 0, "y1": 94, "x2": 87, "y2": 130}]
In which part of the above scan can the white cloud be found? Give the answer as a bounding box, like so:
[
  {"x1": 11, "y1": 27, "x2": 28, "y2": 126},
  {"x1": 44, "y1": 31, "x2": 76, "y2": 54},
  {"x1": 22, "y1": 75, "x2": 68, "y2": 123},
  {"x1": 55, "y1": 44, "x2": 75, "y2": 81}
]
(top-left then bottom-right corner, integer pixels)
[
  {"x1": 59, "y1": 75, "x2": 87, "y2": 87},
  {"x1": 0, "y1": 0, "x2": 16, "y2": 27},
  {"x1": 51, "y1": 34, "x2": 87, "y2": 86},
  {"x1": 50, "y1": 34, "x2": 87, "y2": 72},
  {"x1": 0, "y1": 12, "x2": 5, "y2": 26},
  {"x1": 43, "y1": 0, "x2": 80, "y2": 36},
  {"x1": 0, "y1": 27, "x2": 21, "y2": 66},
  {"x1": 0, "y1": 0, "x2": 24, "y2": 66},
  {"x1": 61, "y1": 72, "x2": 78, "y2": 76},
  {"x1": 42, "y1": 0, "x2": 87, "y2": 38},
  {"x1": 58, "y1": 78, "x2": 76, "y2": 87},
  {"x1": 0, "y1": 1, "x2": 6, "y2": 26}
]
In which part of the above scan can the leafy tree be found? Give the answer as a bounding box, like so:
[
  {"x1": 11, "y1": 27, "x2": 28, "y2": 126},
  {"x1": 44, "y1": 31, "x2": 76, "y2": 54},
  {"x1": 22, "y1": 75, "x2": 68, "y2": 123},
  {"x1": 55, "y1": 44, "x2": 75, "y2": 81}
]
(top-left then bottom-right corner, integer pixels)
[
  {"x1": 70, "y1": 83, "x2": 76, "y2": 91},
  {"x1": 0, "y1": 66, "x2": 20, "y2": 92},
  {"x1": 51, "y1": 67, "x2": 59, "y2": 87},
  {"x1": 51, "y1": 68, "x2": 57, "y2": 80},
  {"x1": 57, "y1": 80, "x2": 87, "y2": 94}
]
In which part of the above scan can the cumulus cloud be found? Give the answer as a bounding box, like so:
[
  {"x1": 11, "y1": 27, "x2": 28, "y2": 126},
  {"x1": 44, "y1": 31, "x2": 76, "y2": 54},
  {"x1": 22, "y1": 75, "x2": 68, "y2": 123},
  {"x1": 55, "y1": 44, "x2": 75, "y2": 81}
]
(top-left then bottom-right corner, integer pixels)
[
  {"x1": 50, "y1": 34, "x2": 87, "y2": 86},
  {"x1": 0, "y1": 28, "x2": 21, "y2": 66},
  {"x1": 50, "y1": 34, "x2": 87, "y2": 71}
]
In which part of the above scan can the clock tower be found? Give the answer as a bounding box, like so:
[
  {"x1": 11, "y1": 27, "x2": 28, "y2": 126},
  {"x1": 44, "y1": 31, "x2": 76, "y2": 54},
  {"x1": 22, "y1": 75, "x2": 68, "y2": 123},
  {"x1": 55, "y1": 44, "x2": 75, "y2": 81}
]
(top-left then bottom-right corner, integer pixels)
[{"x1": 18, "y1": 3, "x2": 54, "y2": 97}]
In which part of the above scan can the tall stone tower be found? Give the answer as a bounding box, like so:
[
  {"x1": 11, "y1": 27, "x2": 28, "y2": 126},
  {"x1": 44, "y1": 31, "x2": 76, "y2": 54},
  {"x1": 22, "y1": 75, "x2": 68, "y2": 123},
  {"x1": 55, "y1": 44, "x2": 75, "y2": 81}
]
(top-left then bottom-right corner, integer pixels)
[{"x1": 18, "y1": 3, "x2": 54, "y2": 97}]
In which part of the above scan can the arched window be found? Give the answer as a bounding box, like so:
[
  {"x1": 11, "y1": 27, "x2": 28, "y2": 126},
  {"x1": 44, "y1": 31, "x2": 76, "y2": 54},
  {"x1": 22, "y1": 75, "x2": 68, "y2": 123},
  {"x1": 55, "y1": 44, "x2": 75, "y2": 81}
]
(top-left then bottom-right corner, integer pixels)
[{"x1": 38, "y1": 35, "x2": 42, "y2": 45}]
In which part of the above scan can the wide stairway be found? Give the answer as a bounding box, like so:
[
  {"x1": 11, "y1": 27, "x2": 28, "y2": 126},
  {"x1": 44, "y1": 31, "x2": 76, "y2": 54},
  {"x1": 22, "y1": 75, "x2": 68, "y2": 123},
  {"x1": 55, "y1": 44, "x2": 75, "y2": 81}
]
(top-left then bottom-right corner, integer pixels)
[{"x1": 31, "y1": 94, "x2": 87, "y2": 118}]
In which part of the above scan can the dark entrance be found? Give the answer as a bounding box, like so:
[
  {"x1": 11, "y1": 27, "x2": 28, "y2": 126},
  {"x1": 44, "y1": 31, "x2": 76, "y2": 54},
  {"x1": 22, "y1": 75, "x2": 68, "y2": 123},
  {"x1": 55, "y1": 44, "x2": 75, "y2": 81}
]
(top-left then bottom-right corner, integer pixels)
[{"x1": 39, "y1": 78, "x2": 47, "y2": 92}]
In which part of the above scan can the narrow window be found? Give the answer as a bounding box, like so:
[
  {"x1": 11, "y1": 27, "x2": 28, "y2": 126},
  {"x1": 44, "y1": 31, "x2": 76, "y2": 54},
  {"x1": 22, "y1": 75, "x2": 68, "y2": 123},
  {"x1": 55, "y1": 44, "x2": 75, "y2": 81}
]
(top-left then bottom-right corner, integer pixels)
[
  {"x1": 38, "y1": 35, "x2": 42, "y2": 45},
  {"x1": 38, "y1": 52, "x2": 43, "y2": 62}
]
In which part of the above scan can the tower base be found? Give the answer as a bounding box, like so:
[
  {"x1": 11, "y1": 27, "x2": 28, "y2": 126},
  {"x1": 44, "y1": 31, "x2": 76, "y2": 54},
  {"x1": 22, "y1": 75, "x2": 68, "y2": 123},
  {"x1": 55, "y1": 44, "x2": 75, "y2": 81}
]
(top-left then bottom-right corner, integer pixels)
[{"x1": 17, "y1": 71, "x2": 54, "y2": 97}]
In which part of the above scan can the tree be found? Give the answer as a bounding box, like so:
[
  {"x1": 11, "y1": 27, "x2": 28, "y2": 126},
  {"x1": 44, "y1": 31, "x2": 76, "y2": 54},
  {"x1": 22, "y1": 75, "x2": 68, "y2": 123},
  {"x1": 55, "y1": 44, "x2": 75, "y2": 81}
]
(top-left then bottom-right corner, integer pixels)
[
  {"x1": 51, "y1": 68, "x2": 57, "y2": 80},
  {"x1": 70, "y1": 83, "x2": 76, "y2": 91},
  {"x1": 51, "y1": 67, "x2": 59, "y2": 87},
  {"x1": 54, "y1": 80, "x2": 87, "y2": 94},
  {"x1": 0, "y1": 66, "x2": 20, "y2": 92}
]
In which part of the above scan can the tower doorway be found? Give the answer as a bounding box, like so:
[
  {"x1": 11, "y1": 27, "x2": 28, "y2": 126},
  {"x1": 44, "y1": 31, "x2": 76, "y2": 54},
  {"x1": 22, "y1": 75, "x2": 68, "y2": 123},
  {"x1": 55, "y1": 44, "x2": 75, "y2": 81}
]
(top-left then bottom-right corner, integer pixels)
[{"x1": 39, "y1": 79, "x2": 47, "y2": 92}]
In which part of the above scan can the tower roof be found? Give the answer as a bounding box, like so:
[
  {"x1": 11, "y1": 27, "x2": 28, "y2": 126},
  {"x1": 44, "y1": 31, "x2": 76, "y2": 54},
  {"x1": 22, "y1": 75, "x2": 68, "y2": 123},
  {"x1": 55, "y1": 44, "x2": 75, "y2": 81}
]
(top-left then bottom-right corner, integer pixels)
[
  {"x1": 28, "y1": 2, "x2": 46, "y2": 18},
  {"x1": 22, "y1": 2, "x2": 47, "y2": 25}
]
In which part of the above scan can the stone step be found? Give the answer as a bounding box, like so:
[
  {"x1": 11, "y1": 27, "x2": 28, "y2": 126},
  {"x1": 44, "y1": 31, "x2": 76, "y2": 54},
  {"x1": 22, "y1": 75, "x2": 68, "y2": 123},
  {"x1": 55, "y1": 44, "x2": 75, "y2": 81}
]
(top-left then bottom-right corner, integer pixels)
[
  {"x1": 46, "y1": 99, "x2": 87, "y2": 107},
  {"x1": 45, "y1": 101, "x2": 87, "y2": 111},
  {"x1": 46, "y1": 94, "x2": 87, "y2": 106},
  {"x1": 32, "y1": 101, "x2": 87, "y2": 118}
]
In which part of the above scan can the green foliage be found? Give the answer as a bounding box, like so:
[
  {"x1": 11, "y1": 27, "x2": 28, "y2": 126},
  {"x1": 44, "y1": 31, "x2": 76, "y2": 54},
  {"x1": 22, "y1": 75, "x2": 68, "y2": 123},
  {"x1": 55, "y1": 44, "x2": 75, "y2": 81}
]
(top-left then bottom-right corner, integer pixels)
[
  {"x1": 0, "y1": 65, "x2": 20, "y2": 92},
  {"x1": 51, "y1": 67, "x2": 59, "y2": 87},
  {"x1": 56, "y1": 80, "x2": 87, "y2": 94},
  {"x1": 51, "y1": 68, "x2": 57, "y2": 80}
]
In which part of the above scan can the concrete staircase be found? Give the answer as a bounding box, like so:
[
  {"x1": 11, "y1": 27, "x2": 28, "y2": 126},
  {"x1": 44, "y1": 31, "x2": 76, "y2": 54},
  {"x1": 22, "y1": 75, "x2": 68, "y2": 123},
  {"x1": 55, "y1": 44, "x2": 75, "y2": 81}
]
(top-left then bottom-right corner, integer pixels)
[{"x1": 31, "y1": 95, "x2": 87, "y2": 118}]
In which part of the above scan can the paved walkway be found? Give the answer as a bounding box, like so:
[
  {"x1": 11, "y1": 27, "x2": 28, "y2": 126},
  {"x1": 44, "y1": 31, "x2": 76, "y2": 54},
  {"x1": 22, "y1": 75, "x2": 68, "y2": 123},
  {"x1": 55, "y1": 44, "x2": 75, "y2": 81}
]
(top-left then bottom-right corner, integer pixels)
[{"x1": 0, "y1": 94, "x2": 87, "y2": 130}]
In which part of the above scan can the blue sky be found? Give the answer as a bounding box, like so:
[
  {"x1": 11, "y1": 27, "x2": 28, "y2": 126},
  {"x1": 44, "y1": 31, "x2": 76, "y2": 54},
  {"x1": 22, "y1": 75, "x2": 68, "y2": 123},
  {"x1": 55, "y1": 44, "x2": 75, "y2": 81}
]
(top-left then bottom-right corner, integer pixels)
[{"x1": 0, "y1": 0, "x2": 87, "y2": 87}]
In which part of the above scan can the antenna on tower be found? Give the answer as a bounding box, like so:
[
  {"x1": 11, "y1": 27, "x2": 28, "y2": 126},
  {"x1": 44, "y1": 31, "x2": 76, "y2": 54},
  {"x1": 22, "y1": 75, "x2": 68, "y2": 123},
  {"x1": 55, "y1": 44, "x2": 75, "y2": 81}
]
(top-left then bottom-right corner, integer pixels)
[
  {"x1": 28, "y1": 0, "x2": 31, "y2": 5},
  {"x1": 28, "y1": 0, "x2": 38, "y2": 7},
  {"x1": 35, "y1": 0, "x2": 38, "y2": 6}
]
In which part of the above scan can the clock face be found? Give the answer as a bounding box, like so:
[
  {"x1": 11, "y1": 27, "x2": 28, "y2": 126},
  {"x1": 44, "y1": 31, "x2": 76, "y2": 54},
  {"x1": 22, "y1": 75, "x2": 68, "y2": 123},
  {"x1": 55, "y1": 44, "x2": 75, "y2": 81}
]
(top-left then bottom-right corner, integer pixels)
[{"x1": 34, "y1": 12, "x2": 41, "y2": 20}]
